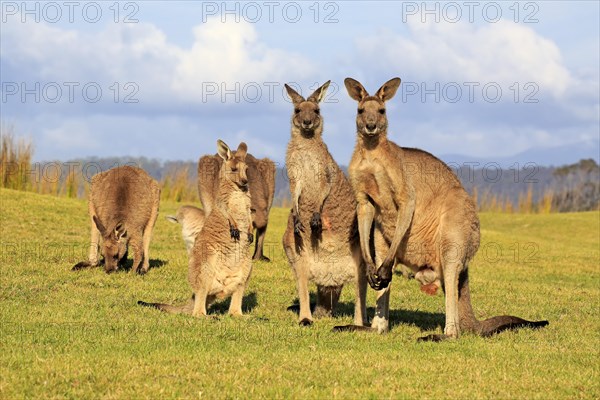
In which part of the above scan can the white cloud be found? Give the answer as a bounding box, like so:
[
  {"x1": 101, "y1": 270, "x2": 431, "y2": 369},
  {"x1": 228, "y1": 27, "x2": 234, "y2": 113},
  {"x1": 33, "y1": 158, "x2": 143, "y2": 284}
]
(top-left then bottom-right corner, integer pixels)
[
  {"x1": 356, "y1": 20, "x2": 573, "y2": 99},
  {"x1": 172, "y1": 20, "x2": 316, "y2": 101},
  {"x1": 1, "y1": 17, "x2": 316, "y2": 106},
  {"x1": 349, "y1": 20, "x2": 598, "y2": 160},
  {"x1": 1, "y1": 11, "x2": 597, "y2": 164}
]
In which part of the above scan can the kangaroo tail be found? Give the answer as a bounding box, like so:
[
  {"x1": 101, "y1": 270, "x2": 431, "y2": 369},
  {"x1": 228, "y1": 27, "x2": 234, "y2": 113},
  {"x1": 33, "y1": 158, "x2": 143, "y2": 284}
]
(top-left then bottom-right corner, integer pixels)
[
  {"x1": 72, "y1": 261, "x2": 93, "y2": 271},
  {"x1": 137, "y1": 296, "x2": 194, "y2": 315},
  {"x1": 458, "y1": 268, "x2": 549, "y2": 337},
  {"x1": 478, "y1": 316, "x2": 549, "y2": 337}
]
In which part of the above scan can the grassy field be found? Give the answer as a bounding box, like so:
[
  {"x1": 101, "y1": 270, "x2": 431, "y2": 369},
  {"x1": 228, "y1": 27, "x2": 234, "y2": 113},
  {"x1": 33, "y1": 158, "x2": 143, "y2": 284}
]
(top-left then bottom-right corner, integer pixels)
[{"x1": 1, "y1": 188, "x2": 598, "y2": 399}]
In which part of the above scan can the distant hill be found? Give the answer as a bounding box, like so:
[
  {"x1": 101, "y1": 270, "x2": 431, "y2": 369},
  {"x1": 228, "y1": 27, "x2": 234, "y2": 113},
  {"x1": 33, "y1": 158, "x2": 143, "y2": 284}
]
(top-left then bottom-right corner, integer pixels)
[
  {"x1": 439, "y1": 139, "x2": 600, "y2": 168},
  {"x1": 42, "y1": 155, "x2": 598, "y2": 212}
]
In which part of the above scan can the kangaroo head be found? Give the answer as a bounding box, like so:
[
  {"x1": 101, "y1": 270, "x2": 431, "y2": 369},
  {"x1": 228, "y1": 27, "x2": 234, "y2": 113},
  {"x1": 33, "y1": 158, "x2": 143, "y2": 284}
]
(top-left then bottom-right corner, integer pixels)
[
  {"x1": 217, "y1": 139, "x2": 249, "y2": 191},
  {"x1": 93, "y1": 216, "x2": 128, "y2": 273},
  {"x1": 344, "y1": 77, "x2": 401, "y2": 138},
  {"x1": 284, "y1": 81, "x2": 330, "y2": 139}
]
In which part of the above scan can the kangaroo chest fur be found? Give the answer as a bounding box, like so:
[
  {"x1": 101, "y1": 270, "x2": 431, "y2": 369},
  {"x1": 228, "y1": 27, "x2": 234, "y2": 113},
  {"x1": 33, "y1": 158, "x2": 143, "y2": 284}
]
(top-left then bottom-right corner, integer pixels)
[
  {"x1": 193, "y1": 191, "x2": 252, "y2": 296},
  {"x1": 285, "y1": 140, "x2": 359, "y2": 287},
  {"x1": 286, "y1": 141, "x2": 331, "y2": 217},
  {"x1": 286, "y1": 139, "x2": 357, "y2": 238},
  {"x1": 353, "y1": 149, "x2": 402, "y2": 235},
  {"x1": 352, "y1": 147, "x2": 442, "y2": 270},
  {"x1": 227, "y1": 191, "x2": 252, "y2": 229}
]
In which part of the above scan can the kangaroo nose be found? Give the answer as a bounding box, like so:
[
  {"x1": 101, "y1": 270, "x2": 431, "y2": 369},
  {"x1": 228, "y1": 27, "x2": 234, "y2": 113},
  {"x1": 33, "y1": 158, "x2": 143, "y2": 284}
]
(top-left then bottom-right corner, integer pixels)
[
  {"x1": 366, "y1": 123, "x2": 376, "y2": 131},
  {"x1": 303, "y1": 120, "x2": 311, "y2": 126},
  {"x1": 241, "y1": 178, "x2": 248, "y2": 186}
]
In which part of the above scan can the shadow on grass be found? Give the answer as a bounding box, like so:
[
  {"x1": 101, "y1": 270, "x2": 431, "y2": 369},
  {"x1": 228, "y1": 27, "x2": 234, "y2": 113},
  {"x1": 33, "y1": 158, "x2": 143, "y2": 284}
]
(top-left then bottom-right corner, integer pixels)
[
  {"x1": 287, "y1": 296, "x2": 445, "y2": 332},
  {"x1": 118, "y1": 258, "x2": 168, "y2": 272},
  {"x1": 209, "y1": 291, "x2": 258, "y2": 315},
  {"x1": 286, "y1": 292, "x2": 317, "y2": 314},
  {"x1": 72, "y1": 258, "x2": 168, "y2": 274}
]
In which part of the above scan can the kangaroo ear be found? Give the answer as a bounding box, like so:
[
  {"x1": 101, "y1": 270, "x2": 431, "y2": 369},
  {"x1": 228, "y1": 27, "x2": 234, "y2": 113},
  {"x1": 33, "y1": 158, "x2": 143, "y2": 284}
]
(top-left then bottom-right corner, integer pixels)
[
  {"x1": 375, "y1": 77, "x2": 401, "y2": 102},
  {"x1": 114, "y1": 222, "x2": 127, "y2": 240},
  {"x1": 307, "y1": 80, "x2": 331, "y2": 104},
  {"x1": 217, "y1": 139, "x2": 232, "y2": 161},
  {"x1": 166, "y1": 215, "x2": 178, "y2": 224},
  {"x1": 344, "y1": 78, "x2": 369, "y2": 102},
  {"x1": 93, "y1": 215, "x2": 106, "y2": 235},
  {"x1": 236, "y1": 142, "x2": 248, "y2": 160},
  {"x1": 284, "y1": 83, "x2": 305, "y2": 104}
]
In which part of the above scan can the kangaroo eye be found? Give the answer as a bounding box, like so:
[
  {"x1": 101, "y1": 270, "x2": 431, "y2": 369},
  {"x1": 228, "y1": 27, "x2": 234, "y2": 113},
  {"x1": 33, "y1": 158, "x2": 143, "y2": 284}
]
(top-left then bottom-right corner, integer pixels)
[
  {"x1": 379, "y1": 109, "x2": 385, "y2": 114},
  {"x1": 314, "y1": 109, "x2": 320, "y2": 115},
  {"x1": 231, "y1": 168, "x2": 238, "y2": 172},
  {"x1": 294, "y1": 108, "x2": 300, "y2": 114},
  {"x1": 358, "y1": 108, "x2": 364, "y2": 114}
]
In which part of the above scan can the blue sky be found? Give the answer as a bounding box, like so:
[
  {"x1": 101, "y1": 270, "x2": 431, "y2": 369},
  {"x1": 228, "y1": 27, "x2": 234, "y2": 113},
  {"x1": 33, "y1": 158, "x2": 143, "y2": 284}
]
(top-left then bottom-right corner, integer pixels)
[{"x1": 1, "y1": 1, "x2": 599, "y2": 165}]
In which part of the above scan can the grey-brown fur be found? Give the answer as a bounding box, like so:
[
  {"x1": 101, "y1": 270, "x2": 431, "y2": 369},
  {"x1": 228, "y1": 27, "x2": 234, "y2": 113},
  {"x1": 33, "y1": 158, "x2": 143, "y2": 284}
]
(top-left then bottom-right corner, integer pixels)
[
  {"x1": 338, "y1": 77, "x2": 548, "y2": 340},
  {"x1": 139, "y1": 140, "x2": 253, "y2": 317},
  {"x1": 282, "y1": 81, "x2": 367, "y2": 326},
  {"x1": 166, "y1": 205, "x2": 206, "y2": 254},
  {"x1": 198, "y1": 151, "x2": 275, "y2": 261},
  {"x1": 72, "y1": 165, "x2": 160, "y2": 274}
]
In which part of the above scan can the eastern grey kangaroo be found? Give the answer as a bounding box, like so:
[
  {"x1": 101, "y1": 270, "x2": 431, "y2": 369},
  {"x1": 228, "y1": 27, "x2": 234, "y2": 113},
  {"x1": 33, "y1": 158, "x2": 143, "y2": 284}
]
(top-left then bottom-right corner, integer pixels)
[
  {"x1": 198, "y1": 152, "x2": 275, "y2": 261},
  {"x1": 139, "y1": 140, "x2": 253, "y2": 317},
  {"x1": 282, "y1": 81, "x2": 367, "y2": 326},
  {"x1": 72, "y1": 166, "x2": 160, "y2": 274},
  {"x1": 337, "y1": 77, "x2": 548, "y2": 340}
]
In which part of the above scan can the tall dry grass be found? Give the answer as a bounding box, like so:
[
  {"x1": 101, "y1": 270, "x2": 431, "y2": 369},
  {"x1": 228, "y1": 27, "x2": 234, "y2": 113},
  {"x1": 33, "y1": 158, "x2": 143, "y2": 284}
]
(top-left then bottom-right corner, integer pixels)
[
  {"x1": 473, "y1": 186, "x2": 514, "y2": 213},
  {"x1": 1, "y1": 125, "x2": 34, "y2": 191},
  {"x1": 474, "y1": 185, "x2": 556, "y2": 214},
  {"x1": 517, "y1": 185, "x2": 534, "y2": 213},
  {"x1": 160, "y1": 166, "x2": 198, "y2": 203},
  {"x1": 538, "y1": 190, "x2": 554, "y2": 214},
  {"x1": 0, "y1": 130, "x2": 199, "y2": 202}
]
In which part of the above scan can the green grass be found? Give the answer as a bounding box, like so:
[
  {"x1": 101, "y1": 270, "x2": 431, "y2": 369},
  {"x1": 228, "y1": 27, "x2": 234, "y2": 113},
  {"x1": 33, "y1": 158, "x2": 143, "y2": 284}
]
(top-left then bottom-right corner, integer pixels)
[{"x1": 1, "y1": 188, "x2": 599, "y2": 399}]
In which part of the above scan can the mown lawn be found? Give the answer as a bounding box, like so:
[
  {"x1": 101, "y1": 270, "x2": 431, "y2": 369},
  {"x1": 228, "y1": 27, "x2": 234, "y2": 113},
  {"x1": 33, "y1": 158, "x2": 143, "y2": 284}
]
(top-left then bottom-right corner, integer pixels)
[{"x1": 1, "y1": 188, "x2": 598, "y2": 399}]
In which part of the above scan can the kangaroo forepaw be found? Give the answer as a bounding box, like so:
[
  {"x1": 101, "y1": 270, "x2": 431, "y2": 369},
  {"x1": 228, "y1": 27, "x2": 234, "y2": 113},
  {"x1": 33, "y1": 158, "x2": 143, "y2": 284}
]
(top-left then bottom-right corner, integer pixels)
[
  {"x1": 247, "y1": 232, "x2": 254, "y2": 244},
  {"x1": 229, "y1": 223, "x2": 240, "y2": 241},
  {"x1": 379, "y1": 258, "x2": 394, "y2": 275},
  {"x1": 367, "y1": 265, "x2": 392, "y2": 291},
  {"x1": 365, "y1": 262, "x2": 381, "y2": 290},
  {"x1": 310, "y1": 212, "x2": 322, "y2": 233},
  {"x1": 294, "y1": 220, "x2": 305, "y2": 235}
]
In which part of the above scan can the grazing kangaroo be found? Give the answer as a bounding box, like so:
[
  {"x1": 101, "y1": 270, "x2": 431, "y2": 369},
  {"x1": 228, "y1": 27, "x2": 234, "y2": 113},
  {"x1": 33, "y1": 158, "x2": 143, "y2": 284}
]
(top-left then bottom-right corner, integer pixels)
[
  {"x1": 166, "y1": 205, "x2": 206, "y2": 255},
  {"x1": 198, "y1": 150, "x2": 275, "y2": 261},
  {"x1": 282, "y1": 81, "x2": 367, "y2": 327},
  {"x1": 72, "y1": 166, "x2": 160, "y2": 274},
  {"x1": 139, "y1": 140, "x2": 254, "y2": 317},
  {"x1": 338, "y1": 77, "x2": 548, "y2": 340}
]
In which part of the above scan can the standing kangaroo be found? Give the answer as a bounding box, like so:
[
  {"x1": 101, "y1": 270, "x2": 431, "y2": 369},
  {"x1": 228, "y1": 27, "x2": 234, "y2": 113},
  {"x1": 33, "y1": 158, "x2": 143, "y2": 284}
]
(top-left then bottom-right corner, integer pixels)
[
  {"x1": 338, "y1": 77, "x2": 548, "y2": 340},
  {"x1": 282, "y1": 81, "x2": 367, "y2": 327},
  {"x1": 139, "y1": 140, "x2": 254, "y2": 317},
  {"x1": 72, "y1": 166, "x2": 160, "y2": 274},
  {"x1": 198, "y1": 151, "x2": 275, "y2": 261}
]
